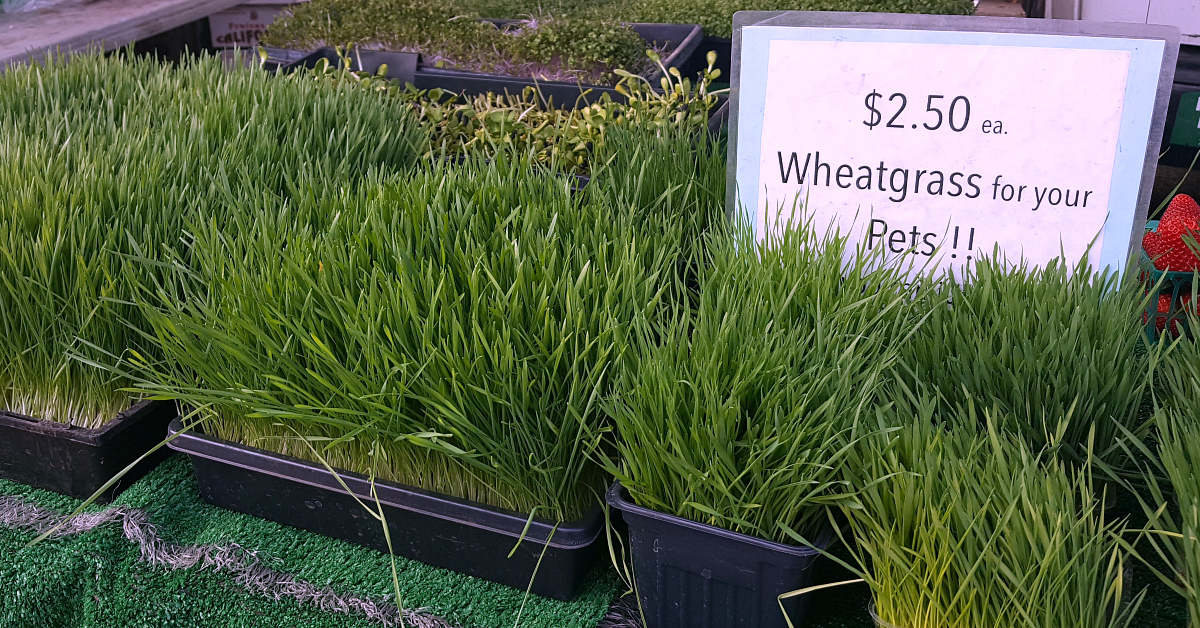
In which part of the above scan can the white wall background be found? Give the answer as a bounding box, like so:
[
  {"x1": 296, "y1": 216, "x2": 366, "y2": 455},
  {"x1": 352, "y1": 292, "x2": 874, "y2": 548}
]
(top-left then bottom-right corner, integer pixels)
[{"x1": 1045, "y1": 0, "x2": 1198, "y2": 44}]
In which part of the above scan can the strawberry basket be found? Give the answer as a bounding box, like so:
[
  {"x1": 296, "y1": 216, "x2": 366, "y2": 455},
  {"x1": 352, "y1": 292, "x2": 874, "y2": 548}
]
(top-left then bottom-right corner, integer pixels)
[{"x1": 1140, "y1": 219, "x2": 1196, "y2": 342}]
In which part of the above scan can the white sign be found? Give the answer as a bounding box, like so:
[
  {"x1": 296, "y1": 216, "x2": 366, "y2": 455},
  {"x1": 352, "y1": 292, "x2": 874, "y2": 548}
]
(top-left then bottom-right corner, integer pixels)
[
  {"x1": 731, "y1": 15, "x2": 1177, "y2": 277},
  {"x1": 209, "y1": 3, "x2": 290, "y2": 49}
]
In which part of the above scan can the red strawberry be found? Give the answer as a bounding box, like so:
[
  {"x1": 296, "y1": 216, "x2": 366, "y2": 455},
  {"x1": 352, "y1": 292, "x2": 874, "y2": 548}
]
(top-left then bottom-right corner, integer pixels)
[
  {"x1": 1157, "y1": 245, "x2": 1200, "y2": 272},
  {"x1": 1159, "y1": 194, "x2": 1200, "y2": 239},
  {"x1": 1150, "y1": 195, "x2": 1200, "y2": 271},
  {"x1": 1143, "y1": 229, "x2": 1162, "y2": 262}
]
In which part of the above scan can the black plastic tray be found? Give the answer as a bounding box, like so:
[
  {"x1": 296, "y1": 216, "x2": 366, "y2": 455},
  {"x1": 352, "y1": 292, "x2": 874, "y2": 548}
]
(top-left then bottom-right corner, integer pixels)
[
  {"x1": 674, "y1": 35, "x2": 732, "y2": 83},
  {"x1": 633, "y1": 22, "x2": 705, "y2": 84},
  {"x1": 410, "y1": 65, "x2": 729, "y2": 119},
  {"x1": 0, "y1": 400, "x2": 177, "y2": 502},
  {"x1": 286, "y1": 48, "x2": 420, "y2": 85},
  {"x1": 281, "y1": 50, "x2": 612, "y2": 108},
  {"x1": 410, "y1": 66, "x2": 620, "y2": 108},
  {"x1": 410, "y1": 22, "x2": 705, "y2": 108},
  {"x1": 607, "y1": 482, "x2": 829, "y2": 628},
  {"x1": 166, "y1": 419, "x2": 605, "y2": 600},
  {"x1": 281, "y1": 23, "x2": 704, "y2": 109}
]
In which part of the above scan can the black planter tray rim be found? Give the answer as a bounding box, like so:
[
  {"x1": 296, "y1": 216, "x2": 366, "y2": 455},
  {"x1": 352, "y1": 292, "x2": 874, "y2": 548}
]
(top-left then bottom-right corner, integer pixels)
[
  {"x1": 166, "y1": 418, "x2": 602, "y2": 549},
  {"x1": 606, "y1": 481, "x2": 826, "y2": 556},
  {"x1": 0, "y1": 398, "x2": 162, "y2": 443},
  {"x1": 284, "y1": 47, "x2": 420, "y2": 84}
]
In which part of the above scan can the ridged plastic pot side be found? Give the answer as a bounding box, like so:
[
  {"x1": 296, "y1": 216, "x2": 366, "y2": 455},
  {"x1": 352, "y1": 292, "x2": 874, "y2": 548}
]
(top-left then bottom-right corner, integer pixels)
[{"x1": 606, "y1": 481, "x2": 829, "y2": 628}]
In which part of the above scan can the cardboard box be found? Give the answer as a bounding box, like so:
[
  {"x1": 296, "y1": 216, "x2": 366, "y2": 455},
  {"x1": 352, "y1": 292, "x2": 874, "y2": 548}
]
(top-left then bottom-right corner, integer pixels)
[{"x1": 209, "y1": 0, "x2": 304, "y2": 49}]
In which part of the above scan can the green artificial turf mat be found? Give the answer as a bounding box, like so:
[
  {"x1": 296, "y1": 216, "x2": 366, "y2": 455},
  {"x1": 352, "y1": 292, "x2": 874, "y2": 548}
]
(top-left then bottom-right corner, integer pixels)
[
  {"x1": 0, "y1": 454, "x2": 619, "y2": 628},
  {"x1": 0, "y1": 455, "x2": 1188, "y2": 628}
]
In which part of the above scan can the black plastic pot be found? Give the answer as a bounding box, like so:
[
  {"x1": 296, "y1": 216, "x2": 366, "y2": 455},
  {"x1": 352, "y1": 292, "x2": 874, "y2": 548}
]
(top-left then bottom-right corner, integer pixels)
[
  {"x1": 166, "y1": 419, "x2": 605, "y2": 600},
  {"x1": 629, "y1": 22, "x2": 705, "y2": 81},
  {"x1": 606, "y1": 482, "x2": 829, "y2": 628},
  {"x1": 674, "y1": 35, "x2": 732, "y2": 84},
  {"x1": 708, "y1": 98, "x2": 730, "y2": 134},
  {"x1": 0, "y1": 400, "x2": 176, "y2": 502},
  {"x1": 411, "y1": 66, "x2": 621, "y2": 108}
]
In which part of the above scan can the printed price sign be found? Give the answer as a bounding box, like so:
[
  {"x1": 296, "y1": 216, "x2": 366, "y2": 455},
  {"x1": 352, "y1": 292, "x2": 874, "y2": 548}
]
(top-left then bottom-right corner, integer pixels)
[{"x1": 728, "y1": 12, "x2": 1180, "y2": 276}]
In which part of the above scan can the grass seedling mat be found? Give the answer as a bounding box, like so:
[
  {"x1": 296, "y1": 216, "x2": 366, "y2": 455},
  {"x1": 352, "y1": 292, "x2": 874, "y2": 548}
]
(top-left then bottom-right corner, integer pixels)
[{"x1": 0, "y1": 50, "x2": 423, "y2": 431}]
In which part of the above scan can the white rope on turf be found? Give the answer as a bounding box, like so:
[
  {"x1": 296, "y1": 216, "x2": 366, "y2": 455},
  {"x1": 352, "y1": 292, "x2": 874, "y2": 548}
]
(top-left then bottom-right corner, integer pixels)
[{"x1": 0, "y1": 495, "x2": 457, "y2": 628}]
